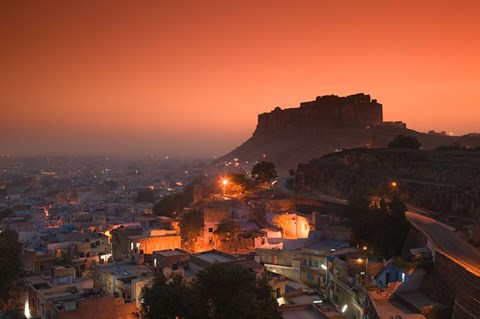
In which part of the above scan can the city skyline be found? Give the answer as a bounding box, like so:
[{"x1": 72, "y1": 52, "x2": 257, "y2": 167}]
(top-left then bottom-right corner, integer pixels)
[{"x1": 1, "y1": 0, "x2": 479, "y2": 157}]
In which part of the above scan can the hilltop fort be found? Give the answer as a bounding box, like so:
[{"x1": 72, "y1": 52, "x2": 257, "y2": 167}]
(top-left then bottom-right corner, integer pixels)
[
  {"x1": 220, "y1": 93, "x2": 479, "y2": 173},
  {"x1": 254, "y1": 93, "x2": 383, "y2": 138}
]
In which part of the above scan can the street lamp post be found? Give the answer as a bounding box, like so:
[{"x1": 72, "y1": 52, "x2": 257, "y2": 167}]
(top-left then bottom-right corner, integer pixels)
[
  {"x1": 321, "y1": 263, "x2": 328, "y2": 297},
  {"x1": 222, "y1": 179, "x2": 228, "y2": 197}
]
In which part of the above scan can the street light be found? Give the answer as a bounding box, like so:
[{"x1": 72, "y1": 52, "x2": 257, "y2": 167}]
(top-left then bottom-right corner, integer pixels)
[
  {"x1": 222, "y1": 179, "x2": 228, "y2": 197},
  {"x1": 357, "y1": 257, "x2": 368, "y2": 275},
  {"x1": 321, "y1": 263, "x2": 328, "y2": 294}
]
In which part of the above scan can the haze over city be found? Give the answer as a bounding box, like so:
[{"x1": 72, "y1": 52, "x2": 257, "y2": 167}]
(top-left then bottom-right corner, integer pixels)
[{"x1": 1, "y1": 0, "x2": 479, "y2": 157}]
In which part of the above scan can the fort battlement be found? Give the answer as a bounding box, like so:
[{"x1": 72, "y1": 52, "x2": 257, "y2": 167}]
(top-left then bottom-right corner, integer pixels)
[{"x1": 253, "y1": 93, "x2": 383, "y2": 138}]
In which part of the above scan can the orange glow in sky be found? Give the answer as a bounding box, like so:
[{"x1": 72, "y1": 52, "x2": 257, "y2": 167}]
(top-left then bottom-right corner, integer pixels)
[{"x1": 1, "y1": 1, "x2": 479, "y2": 157}]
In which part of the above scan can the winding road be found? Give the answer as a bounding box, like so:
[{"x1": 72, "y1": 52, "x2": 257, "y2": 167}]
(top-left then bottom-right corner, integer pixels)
[{"x1": 273, "y1": 177, "x2": 480, "y2": 277}]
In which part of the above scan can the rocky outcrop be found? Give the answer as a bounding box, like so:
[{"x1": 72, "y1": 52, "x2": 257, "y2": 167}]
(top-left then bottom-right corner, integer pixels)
[
  {"x1": 219, "y1": 93, "x2": 480, "y2": 173},
  {"x1": 295, "y1": 148, "x2": 480, "y2": 220}
]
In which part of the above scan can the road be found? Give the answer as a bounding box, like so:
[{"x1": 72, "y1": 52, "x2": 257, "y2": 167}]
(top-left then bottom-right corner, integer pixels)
[
  {"x1": 272, "y1": 177, "x2": 480, "y2": 277},
  {"x1": 406, "y1": 212, "x2": 480, "y2": 276}
]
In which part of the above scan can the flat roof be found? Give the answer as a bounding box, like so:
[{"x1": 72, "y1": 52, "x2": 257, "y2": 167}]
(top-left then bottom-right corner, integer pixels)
[
  {"x1": 194, "y1": 252, "x2": 236, "y2": 264},
  {"x1": 154, "y1": 249, "x2": 189, "y2": 257}
]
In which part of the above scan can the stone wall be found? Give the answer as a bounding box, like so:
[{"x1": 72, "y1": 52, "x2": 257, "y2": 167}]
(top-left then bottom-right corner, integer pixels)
[
  {"x1": 254, "y1": 93, "x2": 382, "y2": 139},
  {"x1": 295, "y1": 148, "x2": 480, "y2": 220},
  {"x1": 434, "y1": 252, "x2": 480, "y2": 318}
]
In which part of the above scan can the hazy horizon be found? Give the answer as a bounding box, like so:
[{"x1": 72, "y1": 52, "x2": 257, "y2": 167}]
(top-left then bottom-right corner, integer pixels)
[{"x1": 2, "y1": 1, "x2": 479, "y2": 158}]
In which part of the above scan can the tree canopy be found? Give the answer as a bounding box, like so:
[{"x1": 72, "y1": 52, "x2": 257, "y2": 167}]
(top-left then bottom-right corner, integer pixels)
[
  {"x1": 387, "y1": 135, "x2": 422, "y2": 150},
  {"x1": 251, "y1": 161, "x2": 278, "y2": 183},
  {"x1": 0, "y1": 230, "x2": 23, "y2": 311},
  {"x1": 347, "y1": 191, "x2": 410, "y2": 258},
  {"x1": 138, "y1": 264, "x2": 281, "y2": 319},
  {"x1": 226, "y1": 173, "x2": 250, "y2": 194},
  {"x1": 179, "y1": 209, "x2": 204, "y2": 251}
]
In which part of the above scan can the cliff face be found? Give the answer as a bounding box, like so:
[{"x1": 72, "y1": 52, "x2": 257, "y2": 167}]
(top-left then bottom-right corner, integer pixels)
[
  {"x1": 295, "y1": 148, "x2": 480, "y2": 220},
  {"x1": 219, "y1": 93, "x2": 480, "y2": 173}
]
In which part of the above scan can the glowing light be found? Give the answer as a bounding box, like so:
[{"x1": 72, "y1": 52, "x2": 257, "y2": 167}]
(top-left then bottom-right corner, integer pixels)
[
  {"x1": 321, "y1": 264, "x2": 327, "y2": 270},
  {"x1": 363, "y1": 246, "x2": 368, "y2": 250},
  {"x1": 25, "y1": 299, "x2": 31, "y2": 318},
  {"x1": 341, "y1": 305, "x2": 348, "y2": 313},
  {"x1": 222, "y1": 179, "x2": 228, "y2": 186},
  {"x1": 391, "y1": 181, "x2": 397, "y2": 187}
]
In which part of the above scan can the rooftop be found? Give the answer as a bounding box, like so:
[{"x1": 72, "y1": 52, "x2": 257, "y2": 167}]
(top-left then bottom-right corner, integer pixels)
[
  {"x1": 192, "y1": 250, "x2": 237, "y2": 264},
  {"x1": 153, "y1": 249, "x2": 189, "y2": 257}
]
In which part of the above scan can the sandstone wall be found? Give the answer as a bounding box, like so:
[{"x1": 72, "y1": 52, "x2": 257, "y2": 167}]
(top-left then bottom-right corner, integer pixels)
[
  {"x1": 434, "y1": 252, "x2": 480, "y2": 319},
  {"x1": 254, "y1": 93, "x2": 382, "y2": 139}
]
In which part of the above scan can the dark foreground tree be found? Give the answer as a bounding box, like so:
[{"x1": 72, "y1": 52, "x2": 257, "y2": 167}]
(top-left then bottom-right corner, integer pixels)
[
  {"x1": 138, "y1": 264, "x2": 281, "y2": 319},
  {"x1": 194, "y1": 264, "x2": 281, "y2": 319},
  {"x1": 138, "y1": 275, "x2": 199, "y2": 319},
  {"x1": 251, "y1": 161, "x2": 278, "y2": 183},
  {"x1": 0, "y1": 230, "x2": 23, "y2": 312},
  {"x1": 388, "y1": 135, "x2": 421, "y2": 150}
]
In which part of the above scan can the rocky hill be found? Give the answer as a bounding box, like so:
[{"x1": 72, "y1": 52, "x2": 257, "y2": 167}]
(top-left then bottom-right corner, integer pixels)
[
  {"x1": 219, "y1": 93, "x2": 480, "y2": 173},
  {"x1": 295, "y1": 148, "x2": 480, "y2": 221}
]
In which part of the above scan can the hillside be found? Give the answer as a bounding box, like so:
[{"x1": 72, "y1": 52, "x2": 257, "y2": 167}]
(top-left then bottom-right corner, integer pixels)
[
  {"x1": 295, "y1": 148, "x2": 480, "y2": 221},
  {"x1": 219, "y1": 93, "x2": 480, "y2": 173}
]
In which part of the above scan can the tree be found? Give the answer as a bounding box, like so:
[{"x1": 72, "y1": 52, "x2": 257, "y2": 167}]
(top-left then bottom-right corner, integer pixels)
[
  {"x1": 0, "y1": 230, "x2": 23, "y2": 312},
  {"x1": 179, "y1": 209, "x2": 204, "y2": 251},
  {"x1": 346, "y1": 190, "x2": 410, "y2": 258},
  {"x1": 153, "y1": 192, "x2": 189, "y2": 217},
  {"x1": 388, "y1": 135, "x2": 421, "y2": 150},
  {"x1": 227, "y1": 173, "x2": 250, "y2": 194},
  {"x1": 251, "y1": 161, "x2": 277, "y2": 183},
  {"x1": 137, "y1": 275, "x2": 199, "y2": 319},
  {"x1": 138, "y1": 265, "x2": 281, "y2": 319},
  {"x1": 193, "y1": 264, "x2": 281, "y2": 319},
  {"x1": 214, "y1": 220, "x2": 240, "y2": 251},
  {"x1": 214, "y1": 220, "x2": 240, "y2": 242}
]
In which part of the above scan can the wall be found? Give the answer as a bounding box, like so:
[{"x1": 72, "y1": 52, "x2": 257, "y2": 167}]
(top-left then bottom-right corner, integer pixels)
[
  {"x1": 56, "y1": 295, "x2": 136, "y2": 319},
  {"x1": 254, "y1": 93, "x2": 382, "y2": 138},
  {"x1": 434, "y1": 252, "x2": 480, "y2": 318}
]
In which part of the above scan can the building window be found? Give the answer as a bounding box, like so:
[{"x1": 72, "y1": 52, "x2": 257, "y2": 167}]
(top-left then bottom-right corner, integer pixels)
[
  {"x1": 209, "y1": 228, "x2": 213, "y2": 233},
  {"x1": 307, "y1": 273, "x2": 314, "y2": 281},
  {"x1": 314, "y1": 261, "x2": 319, "y2": 268},
  {"x1": 308, "y1": 259, "x2": 312, "y2": 267},
  {"x1": 303, "y1": 259, "x2": 307, "y2": 266}
]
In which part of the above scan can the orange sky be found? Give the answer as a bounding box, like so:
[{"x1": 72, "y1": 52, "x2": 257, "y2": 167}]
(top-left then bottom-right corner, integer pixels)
[{"x1": 1, "y1": 0, "x2": 479, "y2": 157}]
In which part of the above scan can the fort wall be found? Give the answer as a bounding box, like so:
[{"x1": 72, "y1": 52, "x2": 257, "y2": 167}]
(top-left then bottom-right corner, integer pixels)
[{"x1": 253, "y1": 93, "x2": 383, "y2": 138}]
